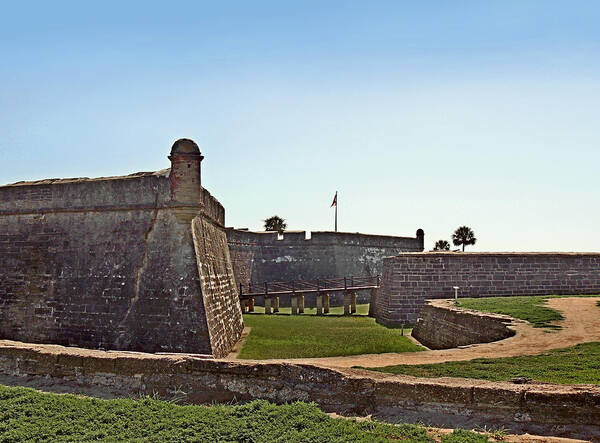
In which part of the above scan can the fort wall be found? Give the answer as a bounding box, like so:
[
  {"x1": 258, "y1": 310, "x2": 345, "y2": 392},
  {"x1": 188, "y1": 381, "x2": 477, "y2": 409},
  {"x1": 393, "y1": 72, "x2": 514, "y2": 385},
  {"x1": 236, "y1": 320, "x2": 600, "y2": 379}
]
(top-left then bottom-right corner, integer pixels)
[
  {"x1": 0, "y1": 139, "x2": 242, "y2": 357},
  {"x1": 376, "y1": 252, "x2": 600, "y2": 325},
  {"x1": 1, "y1": 340, "x2": 599, "y2": 440},
  {"x1": 227, "y1": 228, "x2": 424, "y2": 305}
]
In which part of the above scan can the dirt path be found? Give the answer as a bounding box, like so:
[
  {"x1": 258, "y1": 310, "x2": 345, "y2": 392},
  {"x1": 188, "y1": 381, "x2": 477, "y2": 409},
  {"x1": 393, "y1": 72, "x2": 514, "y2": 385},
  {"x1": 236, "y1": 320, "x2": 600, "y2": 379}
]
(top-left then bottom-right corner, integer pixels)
[{"x1": 256, "y1": 297, "x2": 600, "y2": 368}]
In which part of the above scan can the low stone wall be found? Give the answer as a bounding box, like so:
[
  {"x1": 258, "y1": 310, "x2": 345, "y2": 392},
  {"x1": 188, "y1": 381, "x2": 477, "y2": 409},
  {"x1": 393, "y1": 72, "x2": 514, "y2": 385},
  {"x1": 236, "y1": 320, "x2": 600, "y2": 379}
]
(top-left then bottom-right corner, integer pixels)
[
  {"x1": 412, "y1": 300, "x2": 517, "y2": 350},
  {"x1": 1, "y1": 340, "x2": 599, "y2": 440},
  {"x1": 376, "y1": 252, "x2": 600, "y2": 325}
]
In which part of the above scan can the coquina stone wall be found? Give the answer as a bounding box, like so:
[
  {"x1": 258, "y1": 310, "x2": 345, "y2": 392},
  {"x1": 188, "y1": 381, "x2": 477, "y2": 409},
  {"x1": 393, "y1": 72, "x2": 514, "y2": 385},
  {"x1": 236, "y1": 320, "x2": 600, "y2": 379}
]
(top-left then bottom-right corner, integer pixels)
[
  {"x1": 227, "y1": 228, "x2": 424, "y2": 305},
  {"x1": 411, "y1": 299, "x2": 517, "y2": 349},
  {"x1": 0, "y1": 139, "x2": 243, "y2": 357},
  {"x1": 375, "y1": 252, "x2": 600, "y2": 326},
  {"x1": 1, "y1": 339, "x2": 599, "y2": 440}
]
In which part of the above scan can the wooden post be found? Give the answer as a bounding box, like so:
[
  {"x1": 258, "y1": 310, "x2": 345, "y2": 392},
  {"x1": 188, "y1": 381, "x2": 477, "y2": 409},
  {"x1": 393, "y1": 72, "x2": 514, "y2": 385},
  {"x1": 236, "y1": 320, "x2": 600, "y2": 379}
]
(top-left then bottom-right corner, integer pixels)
[
  {"x1": 351, "y1": 292, "x2": 357, "y2": 314},
  {"x1": 324, "y1": 293, "x2": 330, "y2": 314},
  {"x1": 316, "y1": 294, "x2": 323, "y2": 315},
  {"x1": 368, "y1": 288, "x2": 376, "y2": 317},
  {"x1": 298, "y1": 295, "x2": 304, "y2": 314},
  {"x1": 344, "y1": 291, "x2": 351, "y2": 315},
  {"x1": 264, "y1": 282, "x2": 269, "y2": 314},
  {"x1": 291, "y1": 295, "x2": 298, "y2": 315},
  {"x1": 273, "y1": 296, "x2": 280, "y2": 313}
]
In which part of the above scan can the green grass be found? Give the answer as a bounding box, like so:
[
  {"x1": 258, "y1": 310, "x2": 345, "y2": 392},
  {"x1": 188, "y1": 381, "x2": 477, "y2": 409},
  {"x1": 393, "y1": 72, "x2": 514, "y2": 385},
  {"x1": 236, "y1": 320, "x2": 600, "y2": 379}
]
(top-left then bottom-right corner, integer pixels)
[
  {"x1": 0, "y1": 384, "x2": 438, "y2": 442},
  {"x1": 455, "y1": 295, "x2": 564, "y2": 329},
  {"x1": 239, "y1": 304, "x2": 423, "y2": 359},
  {"x1": 364, "y1": 342, "x2": 600, "y2": 385},
  {"x1": 441, "y1": 429, "x2": 490, "y2": 443}
]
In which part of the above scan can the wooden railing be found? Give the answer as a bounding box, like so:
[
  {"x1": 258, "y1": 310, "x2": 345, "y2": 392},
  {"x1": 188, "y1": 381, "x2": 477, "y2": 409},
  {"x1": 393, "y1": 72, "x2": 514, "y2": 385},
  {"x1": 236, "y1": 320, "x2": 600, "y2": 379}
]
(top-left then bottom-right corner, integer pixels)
[{"x1": 238, "y1": 275, "x2": 380, "y2": 299}]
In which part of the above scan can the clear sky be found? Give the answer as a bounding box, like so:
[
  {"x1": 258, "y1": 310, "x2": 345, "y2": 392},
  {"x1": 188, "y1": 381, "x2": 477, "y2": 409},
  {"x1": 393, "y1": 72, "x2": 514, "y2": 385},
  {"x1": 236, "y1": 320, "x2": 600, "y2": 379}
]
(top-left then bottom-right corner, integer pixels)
[{"x1": 1, "y1": 1, "x2": 599, "y2": 251}]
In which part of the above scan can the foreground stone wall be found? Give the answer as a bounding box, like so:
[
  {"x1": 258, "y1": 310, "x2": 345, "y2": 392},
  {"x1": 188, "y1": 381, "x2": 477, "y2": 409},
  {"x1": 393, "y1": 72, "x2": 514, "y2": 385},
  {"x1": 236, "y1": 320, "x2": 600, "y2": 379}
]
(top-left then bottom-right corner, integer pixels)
[
  {"x1": 411, "y1": 299, "x2": 516, "y2": 349},
  {"x1": 1, "y1": 340, "x2": 599, "y2": 440},
  {"x1": 0, "y1": 140, "x2": 242, "y2": 357},
  {"x1": 227, "y1": 229, "x2": 424, "y2": 305},
  {"x1": 376, "y1": 252, "x2": 600, "y2": 325}
]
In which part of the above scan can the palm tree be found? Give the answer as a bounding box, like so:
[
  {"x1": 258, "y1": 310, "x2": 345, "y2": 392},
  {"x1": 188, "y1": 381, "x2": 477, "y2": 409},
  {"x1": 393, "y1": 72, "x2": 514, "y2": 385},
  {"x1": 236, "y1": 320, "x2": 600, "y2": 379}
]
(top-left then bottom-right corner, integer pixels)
[
  {"x1": 452, "y1": 226, "x2": 477, "y2": 251},
  {"x1": 264, "y1": 215, "x2": 287, "y2": 233},
  {"x1": 433, "y1": 240, "x2": 450, "y2": 251}
]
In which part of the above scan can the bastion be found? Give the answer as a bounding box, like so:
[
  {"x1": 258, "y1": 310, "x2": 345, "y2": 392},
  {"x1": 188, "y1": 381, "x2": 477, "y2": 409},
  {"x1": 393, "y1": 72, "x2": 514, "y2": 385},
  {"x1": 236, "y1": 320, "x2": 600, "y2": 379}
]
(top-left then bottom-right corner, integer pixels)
[{"x1": 0, "y1": 139, "x2": 243, "y2": 357}]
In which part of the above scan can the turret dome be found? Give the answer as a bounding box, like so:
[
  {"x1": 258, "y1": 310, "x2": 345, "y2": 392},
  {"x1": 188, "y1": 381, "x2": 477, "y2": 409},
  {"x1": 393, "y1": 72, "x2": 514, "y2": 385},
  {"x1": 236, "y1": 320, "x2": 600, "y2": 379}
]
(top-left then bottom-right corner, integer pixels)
[{"x1": 170, "y1": 138, "x2": 201, "y2": 156}]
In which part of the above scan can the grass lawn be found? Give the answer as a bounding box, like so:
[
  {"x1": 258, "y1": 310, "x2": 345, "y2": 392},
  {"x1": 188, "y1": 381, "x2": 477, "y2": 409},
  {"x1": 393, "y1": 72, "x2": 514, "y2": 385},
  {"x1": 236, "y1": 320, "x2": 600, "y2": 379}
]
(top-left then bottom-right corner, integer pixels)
[
  {"x1": 239, "y1": 304, "x2": 423, "y2": 359},
  {"x1": 455, "y1": 295, "x2": 565, "y2": 329},
  {"x1": 455, "y1": 295, "x2": 600, "y2": 330},
  {"x1": 364, "y1": 342, "x2": 600, "y2": 385},
  {"x1": 0, "y1": 384, "x2": 492, "y2": 442}
]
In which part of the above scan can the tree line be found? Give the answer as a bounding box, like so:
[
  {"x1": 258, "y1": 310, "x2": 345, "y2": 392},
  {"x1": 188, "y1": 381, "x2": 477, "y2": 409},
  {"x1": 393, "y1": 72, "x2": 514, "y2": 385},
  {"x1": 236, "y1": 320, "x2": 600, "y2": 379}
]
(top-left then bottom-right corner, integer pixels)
[{"x1": 434, "y1": 226, "x2": 477, "y2": 251}]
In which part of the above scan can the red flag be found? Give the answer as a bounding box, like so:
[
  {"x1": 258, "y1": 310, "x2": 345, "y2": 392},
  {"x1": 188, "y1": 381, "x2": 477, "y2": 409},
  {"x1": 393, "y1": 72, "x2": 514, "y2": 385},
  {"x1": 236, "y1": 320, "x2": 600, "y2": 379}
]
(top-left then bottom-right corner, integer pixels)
[{"x1": 330, "y1": 192, "x2": 337, "y2": 207}]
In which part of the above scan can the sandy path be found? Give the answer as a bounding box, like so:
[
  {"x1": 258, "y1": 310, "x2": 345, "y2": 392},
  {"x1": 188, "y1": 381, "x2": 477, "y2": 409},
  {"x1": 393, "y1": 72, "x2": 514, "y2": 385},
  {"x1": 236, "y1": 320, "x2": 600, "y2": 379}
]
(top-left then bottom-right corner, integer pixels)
[{"x1": 255, "y1": 297, "x2": 600, "y2": 368}]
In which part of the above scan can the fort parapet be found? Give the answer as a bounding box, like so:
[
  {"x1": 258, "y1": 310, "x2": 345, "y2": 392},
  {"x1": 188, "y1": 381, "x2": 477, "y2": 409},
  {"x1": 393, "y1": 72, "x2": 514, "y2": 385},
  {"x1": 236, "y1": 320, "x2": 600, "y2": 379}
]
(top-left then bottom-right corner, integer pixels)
[
  {"x1": 0, "y1": 139, "x2": 242, "y2": 357},
  {"x1": 376, "y1": 252, "x2": 600, "y2": 325},
  {"x1": 227, "y1": 228, "x2": 424, "y2": 305}
]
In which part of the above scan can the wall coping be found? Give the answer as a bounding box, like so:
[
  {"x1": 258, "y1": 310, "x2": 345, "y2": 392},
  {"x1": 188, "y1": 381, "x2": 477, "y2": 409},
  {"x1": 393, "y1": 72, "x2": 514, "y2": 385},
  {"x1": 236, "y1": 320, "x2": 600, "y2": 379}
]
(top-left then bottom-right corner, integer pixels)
[
  {"x1": 227, "y1": 228, "x2": 420, "y2": 241},
  {"x1": 427, "y1": 298, "x2": 521, "y2": 323},
  {"x1": 390, "y1": 251, "x2": 600, "y2": 257},
  {"x1": 1, "y1": 169, "x2": 170, "y2": 188}
]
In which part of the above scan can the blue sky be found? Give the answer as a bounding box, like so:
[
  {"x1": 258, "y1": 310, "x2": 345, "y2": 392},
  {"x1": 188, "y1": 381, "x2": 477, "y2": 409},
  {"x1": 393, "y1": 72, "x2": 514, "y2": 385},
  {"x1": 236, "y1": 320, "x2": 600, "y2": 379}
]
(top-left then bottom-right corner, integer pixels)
[{"x1": 1, "y1": 1, "x2": 599, "y2": 251}]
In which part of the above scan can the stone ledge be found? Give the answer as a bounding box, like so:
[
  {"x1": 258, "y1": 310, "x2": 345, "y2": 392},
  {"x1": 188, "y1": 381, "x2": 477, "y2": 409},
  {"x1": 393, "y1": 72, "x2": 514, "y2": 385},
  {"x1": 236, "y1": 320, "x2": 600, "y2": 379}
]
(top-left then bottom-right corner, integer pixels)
[
  {"x1": 390, "y1": 252, "x2": 600, "y2": 257},
  {"x1": 0, "y1": 339, "x2": 599, "y2": 440},
  {"x1": 411, "y1": 299, "x2": 518, "y2": 350}
]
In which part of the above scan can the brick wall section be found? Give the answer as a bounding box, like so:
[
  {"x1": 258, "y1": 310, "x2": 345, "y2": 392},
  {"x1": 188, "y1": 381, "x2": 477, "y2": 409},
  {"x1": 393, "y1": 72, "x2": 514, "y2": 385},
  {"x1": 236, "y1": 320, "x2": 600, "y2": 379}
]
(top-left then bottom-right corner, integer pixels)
[
  {"x1": 201, "y1": 188, "x2": 225, "y2": 226},
  {"x1": 0, "y1": 204, "x2": 213, "y2": 353},
  {"x1": 0, "y1": 143, "x2": 242, "y2": 355},
  {"x1": 376, "y1": 252, "x2": 600, "y2": 326},
  {"x1": 227, "y1": 229, "x2": 424, "y2": 305},
  {"x1": 411, "y1": 299, "x2": 516, "y2": 349},
  {"x1": 1, "y1": 340, "x2": 599, "y2": 440},
  {"x1": 192, "y1": 216, "x2": 243, "y2": 358}
]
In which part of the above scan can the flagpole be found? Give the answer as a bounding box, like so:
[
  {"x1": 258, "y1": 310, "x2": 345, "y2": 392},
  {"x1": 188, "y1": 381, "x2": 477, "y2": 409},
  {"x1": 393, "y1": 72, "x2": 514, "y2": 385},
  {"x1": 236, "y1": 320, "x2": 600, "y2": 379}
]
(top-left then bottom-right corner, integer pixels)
[{"x1": 335, "y1": 191, "x2": 338, "y2": 232}]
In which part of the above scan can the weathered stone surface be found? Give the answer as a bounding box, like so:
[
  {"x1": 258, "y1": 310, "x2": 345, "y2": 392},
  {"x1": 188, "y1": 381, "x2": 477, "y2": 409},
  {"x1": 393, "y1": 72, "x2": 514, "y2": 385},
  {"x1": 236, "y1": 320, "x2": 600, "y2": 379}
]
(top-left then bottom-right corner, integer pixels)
[
  {"x1": 227, "y1": 229, "x2": 424, "y2": 305},
  {"x1": 412, "y1": 299, "x2": 516, "y2": 349},
  {"x1": 0, "y1": 339, "x2": 599, "y2": 440},
  {"x1": 192, "y1": 217, "x2": 243, "y2": 358},
  {"x1": 0, "y1": 140, "x2": 242, "y2": 356},
  {"x1": 376, "y1": 252, "x2": 600, "y2": 325}
]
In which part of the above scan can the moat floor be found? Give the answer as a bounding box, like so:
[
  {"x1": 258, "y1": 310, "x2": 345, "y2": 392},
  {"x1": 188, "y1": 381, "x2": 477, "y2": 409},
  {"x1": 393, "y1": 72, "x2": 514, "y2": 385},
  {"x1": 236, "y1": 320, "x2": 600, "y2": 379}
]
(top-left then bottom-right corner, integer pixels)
[{"x1": 257, "y1": 297, "x2": 600, "y2": 368}]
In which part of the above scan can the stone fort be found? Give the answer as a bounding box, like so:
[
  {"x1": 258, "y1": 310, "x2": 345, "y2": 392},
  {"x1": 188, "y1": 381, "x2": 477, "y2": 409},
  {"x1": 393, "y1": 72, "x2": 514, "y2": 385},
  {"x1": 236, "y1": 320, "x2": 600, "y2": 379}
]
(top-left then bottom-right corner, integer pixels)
[
  {"x1": 3, "y1": 138, "x2": 600, "y2": 439},
  {"x1": 0, "y1": 139, "x2": 242, "y2": 357},
  {"x1": 3, "y1": 138, "x2": 599, "y2": 358},
  {"x1": 0, "y1": 139, "x2": 424, "y2": 356}
]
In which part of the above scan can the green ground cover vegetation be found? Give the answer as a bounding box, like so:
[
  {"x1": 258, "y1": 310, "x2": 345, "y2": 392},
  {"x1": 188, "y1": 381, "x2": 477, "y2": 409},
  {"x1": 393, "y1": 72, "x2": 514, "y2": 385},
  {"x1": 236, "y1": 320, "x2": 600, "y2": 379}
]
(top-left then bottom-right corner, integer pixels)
[
  {"x1": 454, "y1": 295, "x2": 564, "y2": 329},
  {"x1": 239, "y1": 304, "x2": 423, "y2": 359},
  {"x1": 365, "y1": 342, "x2": 600, "y2": 385},
  {"x1": 0, "y1": 384, "x2": 493, "y2": 442},
  {"x1": 455, "y1": 294, "x2": 600, "y2": 330}
]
